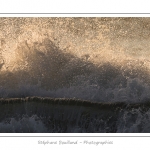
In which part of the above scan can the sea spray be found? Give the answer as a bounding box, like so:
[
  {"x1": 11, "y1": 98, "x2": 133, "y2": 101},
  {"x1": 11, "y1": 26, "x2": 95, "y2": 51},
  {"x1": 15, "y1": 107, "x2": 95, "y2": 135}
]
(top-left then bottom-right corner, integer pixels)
[
  {"x1": 0, "y1": 18, "x2": 150, "y2": 103},
  {"x1": 0, "y1": 18, "x2": 150, "y2": 132}
]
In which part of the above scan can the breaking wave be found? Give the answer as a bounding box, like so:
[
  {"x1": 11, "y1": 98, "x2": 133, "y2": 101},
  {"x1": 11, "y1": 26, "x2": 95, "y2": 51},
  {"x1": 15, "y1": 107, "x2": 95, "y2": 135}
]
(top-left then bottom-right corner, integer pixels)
[
  {"x1": 0, "y1": 18, "x2": 150, "y2": 103},
  {"x1": 1, "y1": 43, "x2": 150, "y2": 103},
  {"x1": 0, "y1": 18, "x2": 150, "y2": 132}
]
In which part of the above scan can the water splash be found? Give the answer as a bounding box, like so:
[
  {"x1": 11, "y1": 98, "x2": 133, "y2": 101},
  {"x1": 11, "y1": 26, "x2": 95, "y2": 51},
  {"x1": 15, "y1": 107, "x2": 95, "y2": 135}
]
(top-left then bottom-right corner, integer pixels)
[{"x1": 0, "y1": 18, "x2": 150, "y2": 102}]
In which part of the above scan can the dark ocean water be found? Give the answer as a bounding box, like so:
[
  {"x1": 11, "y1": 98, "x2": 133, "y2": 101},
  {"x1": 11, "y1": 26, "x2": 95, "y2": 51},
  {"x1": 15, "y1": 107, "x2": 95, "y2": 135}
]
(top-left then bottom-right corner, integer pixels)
[
  {"x1": 0, "y1": 18, "x2": 150, "y2": 132},
  {"x1": 1, "y1": 97, "x2": 150, "y2": 133}
]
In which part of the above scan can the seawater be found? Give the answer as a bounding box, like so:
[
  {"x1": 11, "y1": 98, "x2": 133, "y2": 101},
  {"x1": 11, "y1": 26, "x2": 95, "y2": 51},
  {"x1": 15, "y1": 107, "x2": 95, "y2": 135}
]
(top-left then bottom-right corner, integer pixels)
[{"x1": 0, "y1": 18, "x2": 150, "y2": 132}]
